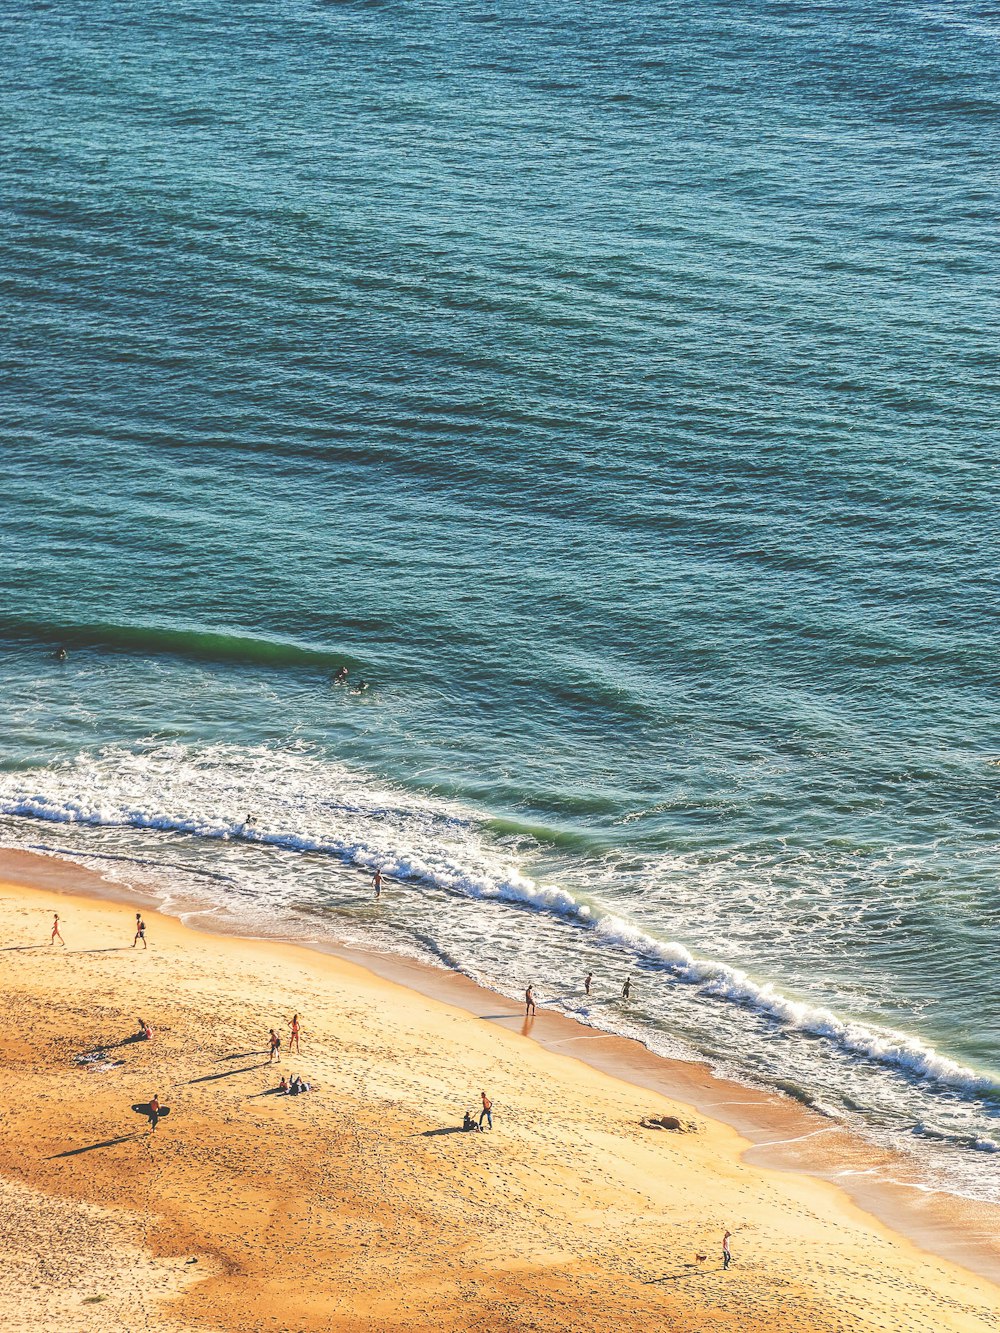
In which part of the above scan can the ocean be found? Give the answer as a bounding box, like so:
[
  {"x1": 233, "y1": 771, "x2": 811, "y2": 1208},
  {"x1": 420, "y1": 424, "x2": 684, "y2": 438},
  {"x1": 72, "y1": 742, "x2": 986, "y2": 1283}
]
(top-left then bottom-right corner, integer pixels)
[{"x1": 1, "y1": 0, "x2": 998, "y2": 1201}]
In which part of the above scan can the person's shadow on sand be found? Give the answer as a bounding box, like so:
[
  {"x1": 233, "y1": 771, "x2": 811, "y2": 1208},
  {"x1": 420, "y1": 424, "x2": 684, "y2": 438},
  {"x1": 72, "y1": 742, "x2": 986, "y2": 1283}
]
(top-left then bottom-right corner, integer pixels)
[{"x1": 47, "y1": 1133, "x2": 143, "y2": 1159}]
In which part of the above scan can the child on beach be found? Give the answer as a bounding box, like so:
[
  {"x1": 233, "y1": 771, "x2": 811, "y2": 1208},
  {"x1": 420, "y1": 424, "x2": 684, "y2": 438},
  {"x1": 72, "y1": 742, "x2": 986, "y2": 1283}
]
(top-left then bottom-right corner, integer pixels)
[
  {"x1": 50, "y1": 913, "x2": 64, "y2": 946},
  {"x1": 268, "y1": 1028, "x2": 281, "y2": 1062}
]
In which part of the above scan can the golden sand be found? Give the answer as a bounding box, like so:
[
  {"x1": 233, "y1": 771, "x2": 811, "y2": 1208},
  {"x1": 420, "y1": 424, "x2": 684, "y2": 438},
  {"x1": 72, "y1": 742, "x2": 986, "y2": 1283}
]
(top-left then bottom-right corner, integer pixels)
[{"x1": 0, "y1": 853, "x2": 997, "y2": 1332}]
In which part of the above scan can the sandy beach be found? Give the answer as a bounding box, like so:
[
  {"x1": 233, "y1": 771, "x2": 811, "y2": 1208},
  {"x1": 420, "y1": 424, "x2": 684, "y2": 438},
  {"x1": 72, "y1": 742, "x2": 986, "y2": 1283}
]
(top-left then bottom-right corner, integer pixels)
[{"x1": 0, "y1": 849, "x2": 997, "y2": 1333}]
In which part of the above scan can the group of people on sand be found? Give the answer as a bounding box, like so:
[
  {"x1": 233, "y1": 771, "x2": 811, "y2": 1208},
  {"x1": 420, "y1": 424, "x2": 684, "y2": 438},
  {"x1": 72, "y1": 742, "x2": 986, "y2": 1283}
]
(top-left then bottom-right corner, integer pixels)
[
  {"x1": 462, "y1": 1090, "x2": 493, "y2": 1132},
  {"x1": 49, "y1": 911, "x2": 149, "y2": 951},
  {"x1": 524, "y1": 973, "x2": 633, "y2": 1015}
]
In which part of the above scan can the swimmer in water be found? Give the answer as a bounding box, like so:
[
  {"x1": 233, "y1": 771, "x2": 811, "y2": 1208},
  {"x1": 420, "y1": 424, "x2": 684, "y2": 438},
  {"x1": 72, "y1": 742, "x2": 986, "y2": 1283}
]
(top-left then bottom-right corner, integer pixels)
[
  {"x1": 584, "y1": 972, "x2": 593, "y2": 996},
  {"x1": 334, "y1": 665, "x2": 348, "y2": 684},
  {"x1": 372, "y1": 869, "x2": 383, "y2": 899},
  {"x1": 621, "y1": 976, "x2": 632, "y2": 1001},
  {"x1": 55, "y1": 647, "x2": 67, "y2": 662}
]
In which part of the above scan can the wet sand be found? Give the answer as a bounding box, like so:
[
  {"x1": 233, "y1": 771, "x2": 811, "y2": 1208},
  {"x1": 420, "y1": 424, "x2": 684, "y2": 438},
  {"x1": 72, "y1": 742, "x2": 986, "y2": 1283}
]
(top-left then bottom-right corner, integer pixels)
[{"x1": 0, "y1": 848, "x2": 997, "y2": 1331}]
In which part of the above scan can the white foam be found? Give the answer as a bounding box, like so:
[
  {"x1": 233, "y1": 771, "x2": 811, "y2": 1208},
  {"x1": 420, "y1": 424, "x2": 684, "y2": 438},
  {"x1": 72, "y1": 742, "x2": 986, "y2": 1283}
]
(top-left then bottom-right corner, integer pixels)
[{"x1": 0, "y1": 741, "x2": 996, "y2": 1106}]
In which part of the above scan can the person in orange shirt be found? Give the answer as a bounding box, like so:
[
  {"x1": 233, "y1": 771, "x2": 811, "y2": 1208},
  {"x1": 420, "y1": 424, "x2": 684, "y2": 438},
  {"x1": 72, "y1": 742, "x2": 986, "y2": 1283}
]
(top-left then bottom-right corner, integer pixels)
[
  {"x1": 148, "y1": 1095, "x2": 160, "y2": 1133},
  {"x1": 479, "y1": 1090, "x2": 493, "y2": 1131}
]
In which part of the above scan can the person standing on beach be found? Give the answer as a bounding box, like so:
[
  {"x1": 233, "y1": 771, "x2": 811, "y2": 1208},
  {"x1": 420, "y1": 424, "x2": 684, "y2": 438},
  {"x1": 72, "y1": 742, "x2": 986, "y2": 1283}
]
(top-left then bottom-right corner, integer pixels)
[
  {"x1": 621, "y1": 976, "x2": 631, "y2": 1000},
  {"x1": 584, "y1": 972, "x2": 593, "y2": 995},
  {"x1": 479, "y1": 1091, "x2": 493, "y2": 1131},
  {"x1": 50, "y1": 913, "x2": 65, "y2": 946},
  {"x1": 148, "y1": 1095, "x2": 160, "y2": 1133},
  {"x1": 722, "y1": 1229, "x2": 732, "y2": 1270},
  {"x1": 133, "y1": 913, "x2": 147, "y2": 949},
  {"x1": 268, "y1": 1028, "x2": 281, "y2": 1062},
  {"x1": 289, "y1": 1014, "x2": 301, "y2": 1055},
  {"x1": 525, "y1": 985, "x2": 536, "y2": 1016},
  {"x1": 372, "y1": 869, "x2": 383, "y2": 899}
]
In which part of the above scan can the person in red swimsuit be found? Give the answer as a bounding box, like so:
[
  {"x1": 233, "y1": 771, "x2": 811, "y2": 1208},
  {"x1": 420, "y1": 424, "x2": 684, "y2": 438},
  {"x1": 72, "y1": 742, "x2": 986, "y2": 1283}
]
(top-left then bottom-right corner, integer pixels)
[
  {"x1": 50, "y1": 914, "x2": 65, "y2": 946},
  {"x1": 289, "y1": 1014, "x2": 301, "y2": 1055}
]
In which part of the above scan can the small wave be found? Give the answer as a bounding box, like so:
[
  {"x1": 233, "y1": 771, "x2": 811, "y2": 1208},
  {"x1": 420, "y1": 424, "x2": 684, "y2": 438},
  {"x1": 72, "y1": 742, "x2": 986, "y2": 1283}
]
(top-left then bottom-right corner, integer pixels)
[
  {"x1": 0, "y1": 616, "x2": 356, "y2": 672},
  {"x1": 911, "y1": 1123, "x2": 1000, "y2": 1154},
  {"x1": 0, "y1": 742, "x2": 996, "y2": 1108}
]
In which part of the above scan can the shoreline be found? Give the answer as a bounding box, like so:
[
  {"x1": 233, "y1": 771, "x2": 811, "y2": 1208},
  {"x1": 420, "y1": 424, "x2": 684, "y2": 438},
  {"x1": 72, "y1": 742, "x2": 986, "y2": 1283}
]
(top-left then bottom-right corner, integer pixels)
[{"x1": 3, "y1": 844, "x2": 998, "y2": 1291}]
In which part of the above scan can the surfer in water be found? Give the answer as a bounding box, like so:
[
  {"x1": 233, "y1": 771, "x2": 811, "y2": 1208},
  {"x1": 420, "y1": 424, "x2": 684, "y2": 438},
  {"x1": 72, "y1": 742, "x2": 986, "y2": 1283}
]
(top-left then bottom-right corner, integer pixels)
[
  {"x1": 54, "y1": 647, "x2": 67, "y2": 662},
  {"x1": 353, "y1": 679, "x2": 369, "y2": 694},
  {"x1": 334, "y1": 665, "x2": 348, "y2": 684}
]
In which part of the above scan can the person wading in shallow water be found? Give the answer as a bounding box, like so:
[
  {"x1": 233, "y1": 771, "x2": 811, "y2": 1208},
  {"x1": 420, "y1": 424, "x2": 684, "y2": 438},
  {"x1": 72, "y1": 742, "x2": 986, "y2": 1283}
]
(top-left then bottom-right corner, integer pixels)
[
  {"x1": 525, "y1": 985, "x2": 536, "y2": 1016},
  {"x1": 585, "y1": 972, "x2": 593, "y2": 995},
  {"x1": 372, "y1": 870, "x2": 383, "y2": 899},
  {"x1": 621, "y1": 976, "x2": 632, "y2": 1000}
]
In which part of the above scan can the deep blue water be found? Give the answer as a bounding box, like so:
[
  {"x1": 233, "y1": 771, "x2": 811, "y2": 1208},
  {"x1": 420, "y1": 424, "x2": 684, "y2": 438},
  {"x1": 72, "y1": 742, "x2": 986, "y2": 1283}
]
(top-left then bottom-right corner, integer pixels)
[{"x1": 1, "y1": 0, "x2": 998, "y2": 1199}]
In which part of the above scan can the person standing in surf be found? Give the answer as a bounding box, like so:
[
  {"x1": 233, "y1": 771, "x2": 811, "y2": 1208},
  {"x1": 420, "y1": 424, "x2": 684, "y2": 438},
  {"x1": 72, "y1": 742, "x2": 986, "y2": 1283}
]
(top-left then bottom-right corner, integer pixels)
[
  {"x1": 372, "y1": 870, "x2": 383, "y2": 899},
  {"x1": 621, "y1": 976, "x2": 632, "y2": 1001},
  {"x1": 525, "y1": 985, "x2": 536, "y2": 1016},
  {"x1": 584, "y1": 972, "x2": 593, "y2": 995},
  {"x1": 50, "y1": 913, "x2": 65, "y2": 946}
]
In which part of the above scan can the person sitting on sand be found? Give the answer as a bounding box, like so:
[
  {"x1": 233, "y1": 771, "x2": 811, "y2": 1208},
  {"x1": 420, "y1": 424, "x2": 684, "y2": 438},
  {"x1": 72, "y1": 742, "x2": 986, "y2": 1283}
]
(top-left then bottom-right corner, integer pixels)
[
  {"x1": 289, "y1": 1074, "x2": 302, "y2": 1096},
  {"x1": 279, "y1": 1076, "x2": 289, "y2": 1093},
  {"x1": 137, "y1": 1018, "x2": 152, "y2": 1041},
  {"x1": 463, "y1": 1110, "x2": 480, "y2": 1132}
]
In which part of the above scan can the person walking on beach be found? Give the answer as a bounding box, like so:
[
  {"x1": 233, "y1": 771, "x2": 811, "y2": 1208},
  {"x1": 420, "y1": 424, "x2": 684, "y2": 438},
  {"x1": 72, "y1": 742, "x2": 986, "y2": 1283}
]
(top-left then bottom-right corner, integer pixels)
[
  {"x1": 289, "y1": 1014, "x2": 301, "y2": 1055},
  {"x1": 372, "y1": 869, "x2": 383, "y2": 899},
  {"x1": 268, "y1": 1028, "x2": 281, "y2": 1062},
  {"x1": 621, "y1": 975, "x2": 632, "y2": 1000},
  {"x1": 133, "y1": 913, "x2": 146, "y2": 949},
  {"x1": 50, "y1": 913, "x2": 65, "y2": 946},
  {"x1": 148, "y1": 1095, "x2": 160, "y2": 1133},
  {"x1": 584, "y1": 972, "x2": 593, "y2": 996},
  {"x1": 479, "y1": 1090, "x2": 493, "y2": 1131},
  {"x1": 525, "y1": 985, "x2": 536, "y2": 1016},
  {"x1": 722, "y1": 1229, "x2": 732, "y2": 1270}
]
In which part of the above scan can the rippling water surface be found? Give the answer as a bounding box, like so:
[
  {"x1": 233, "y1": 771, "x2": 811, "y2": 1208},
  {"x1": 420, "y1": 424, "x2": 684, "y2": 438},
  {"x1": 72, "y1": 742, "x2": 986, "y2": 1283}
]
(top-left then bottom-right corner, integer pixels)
[{"x1": 1, "y1": 0, "x2": 998, "y2": 1200}]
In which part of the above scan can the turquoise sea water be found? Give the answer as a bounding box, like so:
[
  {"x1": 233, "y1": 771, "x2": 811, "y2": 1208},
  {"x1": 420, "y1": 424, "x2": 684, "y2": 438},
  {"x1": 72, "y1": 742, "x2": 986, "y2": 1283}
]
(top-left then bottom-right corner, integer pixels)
[{"x1": 1, "y1": 1, "x2": 998, "y2": 1199}]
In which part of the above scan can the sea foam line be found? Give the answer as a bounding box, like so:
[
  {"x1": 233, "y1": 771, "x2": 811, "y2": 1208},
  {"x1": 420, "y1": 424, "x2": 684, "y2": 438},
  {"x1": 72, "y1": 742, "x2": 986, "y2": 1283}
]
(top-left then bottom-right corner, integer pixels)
[{"x1": 1, "y1": 779, "x2": 996, "y2": 1104}]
